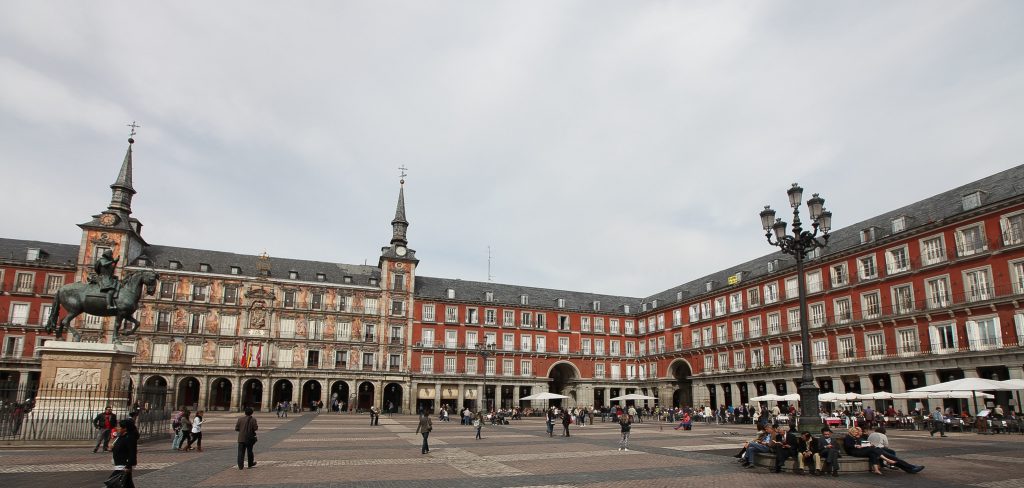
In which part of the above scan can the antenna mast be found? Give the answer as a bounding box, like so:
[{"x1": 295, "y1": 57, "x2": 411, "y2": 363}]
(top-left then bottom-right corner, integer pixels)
[{"x1": 487, "y1": 246, "x2": 495, "y2": 282}]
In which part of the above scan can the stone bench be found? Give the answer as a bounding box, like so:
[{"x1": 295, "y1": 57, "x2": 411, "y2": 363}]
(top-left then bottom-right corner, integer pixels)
[{"x1": 753, "y1": 452, "x2": 870, "y2": 473}]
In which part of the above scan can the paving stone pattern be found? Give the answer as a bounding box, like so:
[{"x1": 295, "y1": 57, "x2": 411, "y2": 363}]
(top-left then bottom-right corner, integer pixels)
[{"x1": 0, "y1": 413, "x2": 1022, "y2": 487}]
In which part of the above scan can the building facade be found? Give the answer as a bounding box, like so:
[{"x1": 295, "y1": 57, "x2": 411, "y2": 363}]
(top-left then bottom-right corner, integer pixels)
[{"x1": 2, "y1": 137, "x2": 1023, "y2": 414}]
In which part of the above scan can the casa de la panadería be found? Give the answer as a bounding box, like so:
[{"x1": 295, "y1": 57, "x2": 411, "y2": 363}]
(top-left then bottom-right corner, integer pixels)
[{"x1": 3, "y1": 137, "x2": 1024, "y2": 415}]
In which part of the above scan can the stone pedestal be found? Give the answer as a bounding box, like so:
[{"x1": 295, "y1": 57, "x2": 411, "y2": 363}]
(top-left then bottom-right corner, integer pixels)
[{"x1": 18, "y1": 342, "x2": 136, "y2": 442}]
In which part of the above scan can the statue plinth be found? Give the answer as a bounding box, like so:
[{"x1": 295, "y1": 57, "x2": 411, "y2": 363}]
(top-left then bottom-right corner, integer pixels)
[{"x1": 17, "y1": 342, "x2": 136, "y2": 442}]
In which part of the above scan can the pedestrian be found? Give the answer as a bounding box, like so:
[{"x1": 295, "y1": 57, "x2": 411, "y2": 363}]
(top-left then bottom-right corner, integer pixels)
[
  {"x1": 546, "y1": 407, "x2": 556, "y2": 437},
  {"x1": 276, "y1": 401, "x2": 283, "y2": 418},
  {"x1": 178, "y1": 410, "x2": 193, "y2": 451},
  {"x1": 929, "y1": 407, "x2": 948, "y2": 437},
  {"x1": 561, "y1": 408, "x2": 572, "y2": 437},
  {"x1": 234, "y1": 406, "x2": 259, "y2": 470},
  {"x1": 186, "y1": 410, "x2": 204, "y2": 452},
  {"x1": 618, "y1": 415, "x2": 632, "y2": 451},
  {"x1": 106, "y1": 419, "x2": 139, "y2": 488},
  {"x1": 92, "y1": 405, "x2": 117, "y2": 453},
  {"x1": 474, "y1": 411, "x2": 484, "y2": 439},
  {"x1": 416, "y1": 412, "x2": 433, "y2": 454},
  {"x1": 170, "y1": 408, "x2": 185, "y2": 450}
]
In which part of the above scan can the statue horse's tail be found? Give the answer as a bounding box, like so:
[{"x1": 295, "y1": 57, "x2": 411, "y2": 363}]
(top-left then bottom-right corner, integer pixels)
[{"x1": 44, "y1": 293, "x2": 60, "y2": 333}]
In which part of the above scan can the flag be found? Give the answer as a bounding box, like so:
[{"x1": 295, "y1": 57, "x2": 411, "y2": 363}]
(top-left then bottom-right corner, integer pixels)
[
  {"x1": 240, "y1": 341, "x2": 248, "y2": 367},
  {"x1": 255, "y1": 343, "x2": 263, "y2": 367}
]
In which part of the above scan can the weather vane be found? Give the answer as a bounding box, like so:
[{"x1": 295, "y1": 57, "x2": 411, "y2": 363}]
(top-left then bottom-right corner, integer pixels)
[
  {"x1": 398, "y1": 165, "x2": 408, "y2": 184},
  {"x1": 126, "y1": 121, "x2": 142, "y2": 141}
]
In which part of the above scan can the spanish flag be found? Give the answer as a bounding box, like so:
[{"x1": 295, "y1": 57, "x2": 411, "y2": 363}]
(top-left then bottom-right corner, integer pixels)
[
  {"x1": 255, "y1": 343, "x2": 263, "y2": 368},
  {"x1": 240, "y1": 341, "x2": 249, "y2": 367}
]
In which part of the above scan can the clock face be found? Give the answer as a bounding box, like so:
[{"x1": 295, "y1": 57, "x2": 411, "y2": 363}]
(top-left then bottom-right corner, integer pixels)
[
  {"x1": 99, "y1": 214, "x2": 118, "y2": 226},
  {"x1": 395, "y1": 246, "x2": 407, "y2": 256}
]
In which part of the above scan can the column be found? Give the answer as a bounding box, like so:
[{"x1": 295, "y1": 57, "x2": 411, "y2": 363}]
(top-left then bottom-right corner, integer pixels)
[
  {"x1": 859, "y1": 375, "x2": 873, "y2": 394},
  {"x1": 433, "y1": 382, "x2": 442, "y2": 413},
  {"x1": 197, "y1": 375, "x2": 208, "y2": 412},
  {"x1": 476, "y1": 384, "x2": 484, "y2": 411},
  {"x1": 512, "y1": 383, "x2": 520, "y2": 407},
  {"x1": 410, "y1": 380, "x2": 418, "y2": 414},
  {"x1": 457, "y1": 382, "x2": 465, "y2": 410},
  {"x1": 16, "y1": 370, "x2": 30, "y2": 397},
  {"x1": 261, "y1": 379, "x2": 272, "y2": 412},
  {"x1": 890, "y1": 375, "x2": 907, "y2": 414},
  {"x1": 377, "y1": 380, "x2": 384, "y2": 409},
  {"x1": 232, "y1": 376, "x2": 243, "y2": 411}
]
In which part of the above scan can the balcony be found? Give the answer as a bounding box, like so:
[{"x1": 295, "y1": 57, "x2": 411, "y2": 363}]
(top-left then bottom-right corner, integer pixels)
[
  {"x1": 363, "y1": 334, "x2": 376, "y2": 342},
  {"x1": 389, "y1": 337, "x2": 403, "y2": 345}
]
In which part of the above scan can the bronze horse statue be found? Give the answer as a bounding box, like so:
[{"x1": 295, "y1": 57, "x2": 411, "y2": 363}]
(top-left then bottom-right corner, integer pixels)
[{"x1": 45, "y1": 269, "x2": 160, "y2": 343}]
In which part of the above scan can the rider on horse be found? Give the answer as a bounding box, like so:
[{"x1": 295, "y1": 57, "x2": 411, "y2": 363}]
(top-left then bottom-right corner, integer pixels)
[{"x1": 94, "y1": 249, "x2": 119, "y2": 309}]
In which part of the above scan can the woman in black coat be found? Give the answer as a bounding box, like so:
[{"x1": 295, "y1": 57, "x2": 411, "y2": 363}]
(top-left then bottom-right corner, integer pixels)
[{"x1": 109, "y1": 419, "x2": 139, "y2": 487}]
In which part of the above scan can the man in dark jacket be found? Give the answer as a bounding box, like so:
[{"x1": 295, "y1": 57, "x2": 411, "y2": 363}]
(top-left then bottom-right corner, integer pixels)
[
  {"x1": 93, "y1": 405, "x2": 117, "y2": 453},
  {"x1": 772, "y1": 425, "x2": 800, "y2": 473},
  {"x1": 816, "y1": 427, "x2": 841, "y2": 476},
  {"x1": 234, "y1": 407, "x2": 259, "y2": 470},
  {"x1": 108, "y1": 419, "x2": 138, "y2": 488},
  {"x1": 415, "y1": 413, "x2": 432, "y2": 454}
]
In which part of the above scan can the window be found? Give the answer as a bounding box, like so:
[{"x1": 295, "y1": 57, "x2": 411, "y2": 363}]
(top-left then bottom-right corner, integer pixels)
[
  {"x1": 1001, "y1": 212, "x2": 1024, "y2": 246},
  {"x1": 9, "y1": 303, "x2": 29, "y2": 325},
  {"x1": 714, "y1": 297, "x2": 726, "y2": 316},
  {"x1": 520, "y1": 311, "x2": 532, "y2": 327},
  {"x1": 520, "y1": 294, "x2": 529, "y2": 305},
  {"x1": 967, "y1": 317, "x2": 1001, "y2": 350},
  {"x1": 962, "y1": 191, "x2": 982, "y2": 210},
  {"x1": 963, "y1": 267, "x2": 993, "y2": 302},
  {"x1": 156, "y1": 311, "x2": 170, "y2": 332},
  {"x1": 556, "y1": 298, "x2": 565, "y2": 308},
  {"x1": 279, "y1": 318, "x2": 295, "y2": 339},
  {"x1": 885, "y1": 245, "x2": 910, "y2": 275},
  {"x1": 311, "y1": 292, "x2": 324, "y2": 310},
  {"x1": 688, "y1": 304, "x2": 700, "y2": 323},
  {"x1": 812, "y1": 340, "x2": 829, "y2": 365},
  {"x1": 44, "y1": 274, "x2": 64, "y2": 294},
  {"x1": 39, "y1": 304, "x2": 52, "y2": 326},
  {"x1": 364, "y1": 324, "x2": 376, "y2": 342},
  {"x1": 1015, "y1": 314, "x2": 1024, "y2": 346},
  {"x1": 580, "y1": 338, "x2": 589, "y2": 355},
  {"x1": 561, "y1": 337, "x2": 571, "y2": 354},
  {"x1": 168, "y1": 260, "x2": 181, "y2": 270},
  {"x1": 829, "y1": 263, "x2": 847, "y2": 288},
  {"x1": 749, "y1": 316, "x2": 762, "y2": 338},
  {"x1": 445, "y1": 306, "x2": 458, "y2": 323},
  {"x1": 364, "y1": 297, "x2": 379, "y2": 314},
  {"x1": 520, "y1": 360, "x2": 532, "y2": 377},
  {"x1": 747, "y1": 287, "x2": 760, "y2": 307},
  {"x1": 485, "y1": 358, "x2": 495, "y2": 375},
  {"x1": 445, "y1": 330, "x2": 458, "y2": 348},
  {"x1": 700, "y1": 301, "x2": 712, "y2": 319},
  {"x1": 536, "y1": 313, "x2": 547, "y2": 328},
  {"x1": 557, "y1": 315, "x2": 570, "y2": 331},
  {"x1": 422, "y1": 304, "x2": 435, "y2": 322},
  {"x1": 920, "y1": 235, "x2": 946, "y2": 266},
  {"x1": 606, "y1": 318, "x2": 616, "y2": 334},
  {"x1": 691, "y1": 330, "x2": 701, "y2": 347},
  {"x1": 929, "y1": 322, "x2": 958, "y2": 353},
  {"x1": 289, "y1": 270, "x2": 298, "y2": 280},
  {"x1": 521, "y1": 334, "x2": 532, "y2": 352},
  {"x1": 219, "y1": 315, "x2": 238, "y2": 336},
  {"x1": 420, "y1": 356, "x2": 434, "y2": 373},
  {"x1": 536, "y1": 336, "x2": 546, "y2": 353},
  {"x1": 716, "y1": 323, "x2": 727, "y2": 344},
  {"x1": 503, "y1": 333, "x2": 514, "y2": 351},
  {"x1": 624, "y1": 320, "x2": 634, "y2": 335},
  {"x1": 610, "y1": 363, "x2": 621, "y2": 380},
  {"x1": 593, "y1": 339, "x2": 603, "y2": 355},
  {"x1": 806, "y1": 270, "x2": 822, "y2": 293},
  {"x1": 485, "y1": 291, "x2": 494, "y2": 302},
  {"x1": 446, "y1": 289, "x2": 455, "y2": 299},
  {"x1": 924, "y1": 276, "x2": 951, "y2": 309},
  {"x1": 465, "y1": 357, "x2": 478, "y2": 374},
  {"x1": 446, "y1": 357, "x2": 458, "y2": 374},
  {"x1": 392, "y1": 273, "x2": 405, "y2": 291},
  {"x1": 223, "y1": 285, "x2": 238, "y2": 305},
  {"x1": 389, "y1": 354, "x2": 401, "y2": 369},
  {"x1": 729, "y1": 292, "x2": 743, "y2": 313},
  {"x1": 283, "y1": 291, "x2": 295, "y2": 308},
  {"x1": 767, "y1": 259, "x2": 779, "y2": 272},
  {"x1": 188, "y1": 313, "x2": 205, "y2": 334},
  {"x1": 656, "y1": 315, "x2": 665, "y2": 330},
  {"x1": 335, "y1": 321, "x2": 352, "y2": 341},
  {"x1": 230, "y1": 266, "x2": 241, "y2": 275},
  {"x1": 594, "y1": 363, "x2": 605, "y2": 379},
  {"x1": 769, "y1": 346, "x2": 783, "y2": 366},
  {"x1": 858, "y1": 255, "x2": 878, "y2": 280},
  {"x1": 860, "y1": 228, "x2": 876, "y2": 244},
  {"x1": 1012, "y1": 260, "x2": 1024, "y2": 294},
  {"x1": 764, "y1": 282, "x2": 779, "y2": 304},
  {"x1": 809, "y1": 303, "x2": 826, "y2": 327},
  {"x1": 390, "y1": 326, "x2": 403, "y2": 344},
  {"x1": 785, "y1": 276, "x2": 799, "y2": 299},
  {"x1": 671, "y1": 309, "x2": 682, "y2": 327},
  {"x1": 466, "y1": 308, "x2": 478, "y2": 324},
  {"x1": 733, "y1": 350, "x2": 746, "y2": 370},
  {"x1": 834, "y1": 297, "x2": 852, "y2": 324},
  {"x1": 484, "y1": 309, "x2": 497, "y2": 325},
  {"x1": 892, "y1": 284, "x2": 914, "y2": 314},
  {"x1": 216, "y1": 346, "x2": 234, "y2": 367},
  {"x1": 897, "y1": 328, "x2": 919, "y2": 356},
  {"x1": 790, "y1": 343, "x2": 802, "y2": 366},
  {"x1": 11, "y1": 272, "x2": 32, "y2": 294},
  {"x1": 704, "y1": 355, "x2": 715, "y2": 372},
  {"x1": 307, "y1": 350, "x2": 321, "y2": 368},
  {"x1": 861, "y1": 291, "x2": 881, "y2": 319},
  {"x1": 731, "y1": 320, "x2": 744, "y2": 341},
  {"x1": 309, "y1": 320, "x2": 325, "y2": 340},
  {"x1": 343, "y1": 276, "x2": 352, "y2": 284},
  {"x1": 955, "y1": 223, "x2": 987, "y2": 257},
  {"x1": 891, "y1": 216, "x2": 907, "y2": 233},
  {"x1": 865, "y1": 332, "x2": 885, "y2": 358},
  {"x1": 750, "y1": 348, "x2": 764, "y2": 368},
  {"x1": 2, "y1": 336, "x2": 24, "y2": 358},
  {"x1": 784, "y1": 308, "x2": 798, "y2": 331},
  {"x1": 153, "y1": 343, "x2": 169, "y2": 364},
  {"x1": 768, "y1": 312, "x2": 781, "y2": 334},
  {"x1": 503, "y1": 310, "x2": 515, "y2": 326},
  {"x1": 362, "y1": 352, "x2": 375, "y2": 369},
  {"x1": 338, "y1": 295, "x2": 353, "y2": 312}
]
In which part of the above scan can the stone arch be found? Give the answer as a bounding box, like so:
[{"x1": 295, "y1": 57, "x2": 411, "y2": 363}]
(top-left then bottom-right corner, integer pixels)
[
  {"x1": 383, "y1": 382, "x2": 403, "y2": 413},
  {"x1": 177, "y1": 376, "x2": 200, "y2": 410},
  {"x1": 141, "y1": 375, "x2": 169, "y2": 410},
  {"x1": 548, "y1": 362, "x2": 579, "y2": 407},
  {"x1": 544, "y1": 360, "x2": 582, "y2": 379},
  {"x1": 330, "y1": 380, "x2": 350, "y2": 412},
  {"x1": 241, "y1": 378, "x2": 264, "y2": 410},
  {"x1": 669, "y1": 359, "x2": 693, "y2": 408},
  {"x1": 208, "y1": 377, "x2": 233, "y2": 411},
  {"x1": 272, "y1": 379, "x2": 294, "y2": 405},
  {"x1": 301, "y1": 379, "x2": 323, "y2": 410},
  {"x1": 357, "y1": 381, "x2": 375, "y2": 411}
]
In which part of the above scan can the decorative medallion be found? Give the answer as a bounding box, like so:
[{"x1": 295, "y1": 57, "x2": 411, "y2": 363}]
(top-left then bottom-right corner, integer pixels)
[
  {"x1": 396, "y1": 262, "x2": 405, "y2": 270},
  {"x1": 91, "y1": 232, "x2": 118, "y2": 247},
  {"x1": 248, "y1": 300, "x2": 268, "y2": 329}
]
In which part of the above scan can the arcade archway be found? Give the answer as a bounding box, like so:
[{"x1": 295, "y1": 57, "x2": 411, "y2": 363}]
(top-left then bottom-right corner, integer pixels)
[
  {"x1": 241, "y1": 379, "x2": 263, "y2": 410},
  {"x1": 301, "y1": 380, "x2": 322, "y2": 410},
  {"x1": 177, "y1": 376, "x2": 200, "y2": 409},
  {"x1": 670, "y1": 359, "x2": 693, "y2": 408},
  {"x1": 272, "y1": 379, "x2": 293, "y2": 406},
  {"x1": 383, "y1": 383, "x2": 403, "y2": 413},
  {"x1": 209, "y1": 377, "x2": 232, "y2": 411},
  {"x1": 330, "y1": 380, "x2": 350, "y2": 412},
  {"x1": 548, "y1": 362, "x2": 579, "y2": 407},
  {"x1": 142, "y1": 375, "x2": 169, "y2": 410},
  {"x1": 357, "y1": 381, "x2": 375, "y2": 411}
]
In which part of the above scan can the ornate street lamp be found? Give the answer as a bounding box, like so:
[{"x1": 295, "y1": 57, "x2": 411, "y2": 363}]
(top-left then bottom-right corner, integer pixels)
[
  {"x1": 476, "y1": 342, "x2": 496, "y2": 413},
  {"x1": 759, "y1": 183, "x2": 832, "y2": 431}
]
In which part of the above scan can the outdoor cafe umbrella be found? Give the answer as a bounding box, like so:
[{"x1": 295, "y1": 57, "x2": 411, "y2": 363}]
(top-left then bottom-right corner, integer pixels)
[
  {"x1": 999, "y1": 379, "x2": 1024, "y2": 414},
  {"x1": 858, "y1": 391, "x2": 898, "y2": 400},
  {"x1": 818, "y1": 392, "x2": 860, "y2": 402},
  {"x1": 608, "y1": 393, "x2": 658, "y2": 401},
  {"x1": 907, "y1": 377, "x2": 1014, "y2": 415},
  {"x1": 519, "y1": 392, "x2": 570, "y2": 401},
  {"x1": 749, "y1": 393, "x2": 783, "y2": 402}
]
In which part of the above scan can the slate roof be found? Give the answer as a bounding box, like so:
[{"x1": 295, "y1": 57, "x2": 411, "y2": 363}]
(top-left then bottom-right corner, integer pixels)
[
  {"x1": 0, "y1": 238, "x2": 79, "y2": 267},
  {"x1": 640, "y1": 163, "x2": 1024, "y2": 308},
  {"x1": 139, "y1": 245, "x2": 381, "y2": 287},
  {"x1": 414, "y1": 276, "x2": 643, "y2": 312}
]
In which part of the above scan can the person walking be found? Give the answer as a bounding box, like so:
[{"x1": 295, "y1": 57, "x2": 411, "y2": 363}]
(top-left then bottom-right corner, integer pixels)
[
  {"x1": 186, "y1": 410, "x2": 204, "y2": 452},
  {"x1": 107, "y1": 419, "x2": 139, "y2": 488},
  {"x1": 474, "y1": 411, "x2": 484, "y2": 440},
  {"x1": 416, "y1": 412, "x2": 433, "y2": 454},
  {"x1": 93, "y1": 405, "x2": 117, "y2": 453},
  {"x1": 546, "y1": 407, "x2": 556, "y2": 437},
  {"x1": 618, "y1": 415, "x2": 632, "y2": 451},
  {"x1": 234, "y1": 407, "x2": 259, "y2": 470},
  {"x1": 930, "y1": 407, "x2": 948, "y2": 437},
  {"x1": 178, "y1": 410, "x2": 193, "y2": 451},
  {"x1": 561, "y1": 408, "x2": 572, "y2": 437}
]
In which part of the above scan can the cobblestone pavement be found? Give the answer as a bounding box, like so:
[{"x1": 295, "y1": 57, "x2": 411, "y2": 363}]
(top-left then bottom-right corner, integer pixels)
[{"x1": 1, "y1": 413, "x2": 1023, "y2": 487}]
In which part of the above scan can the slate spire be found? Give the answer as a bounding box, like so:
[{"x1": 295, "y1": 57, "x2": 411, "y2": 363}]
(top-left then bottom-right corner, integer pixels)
[
  {"x1": 107, "y1": 136, "x2": 137, "y2": 215},
  {"x1": 391, "y1": 172, "x2": 409, "y2": 246}
]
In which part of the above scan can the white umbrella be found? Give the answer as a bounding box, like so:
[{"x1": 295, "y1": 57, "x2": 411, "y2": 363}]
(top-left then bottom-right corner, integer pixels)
[
  {"x1": 859, "y1": 392, "x2": 898, "y2": 400},
  {"x1": 750, "y1": 394, "x2": 783, "y2": 402},
  {"x1": 819, "y1": 392, "x2": 860, "y2": 402},
  {"x1": 779, "y1": 393, "x2": 801, "y2": 402},
  {"x1": 914, "y1": 391, "x2": 994, "y2": 400},
  {"x1": 608, "y1": 393, "x2": 658, "y2": 401},
  {"x1": 1000, "y1": 379, "x2": 1024, "y2": 413},
  {"x1": 908, "y1": 377, "x2": 1014, "y2": 414},
  {"x1": 519, "y1": 392, "x2": 570, "y2": 401}
]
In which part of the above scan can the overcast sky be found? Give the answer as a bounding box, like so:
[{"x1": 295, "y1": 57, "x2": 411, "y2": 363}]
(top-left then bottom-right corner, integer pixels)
[{"x1": 2, "y1": 1, "x2": 1023, "y2": 298}]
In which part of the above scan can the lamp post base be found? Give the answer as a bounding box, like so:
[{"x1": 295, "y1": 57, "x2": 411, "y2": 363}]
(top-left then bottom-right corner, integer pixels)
[{"x1": 797, "y1": 383, "x2": 823, "y2": 433}]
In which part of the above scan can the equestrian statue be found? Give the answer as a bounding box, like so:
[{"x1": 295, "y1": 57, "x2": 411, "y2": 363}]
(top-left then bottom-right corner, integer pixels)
[{"x1": 44, "y1": 252, "x2": 159, "y2": 343}]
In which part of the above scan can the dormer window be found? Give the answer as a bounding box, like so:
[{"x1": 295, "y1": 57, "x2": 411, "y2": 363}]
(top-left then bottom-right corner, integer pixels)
[
  {"x1": 860, "y1": 227, "x2": 876, "y2": 244},
  {"x1": 592, "y1": 301, "x2": 601, "y2": 311},
  {"x1": 316, "y1": 273, "x2": 326, "y2": 282},
  {"x1": 289, "y1": 270, "x2": 298, "y2": 280},
  {"x1": 642, "y1": 302, "x2": 648, "y2": 312},
  {"x1": 704, "y1": 281, "x2": 713, "y2": 292},
  {"x1": 446, "y1": 288, "x2": 455, "y2": 299},
  {"x1": 652, "y1": 299, "x2": 658, "y2": 308},
  {"x1": 230, "y1": 266, "x2": 241, "y2": 275},
  {"x1": 891, "y1": 216, "x2": 907, "y2": 234},
  {"x1": 520, "y1": 294, "x2": 529, "y2": 305},
  {"x1": 556, "y1": 298, "x2": 566, "y2": 308},
  {"x1": 369, "y1": 278, "x2": 378, "y2": 286},
  {"x1": 199, "y1": 263, "x2": 211, "y2": 273},
  {"x1": 26, "y1": 248, "x2": 40, "y2": 261},
  {"x1": 962, "y1": 191, "x2": 983, "y2": 211},
  {"x1": 623, "y1": 305, "x2": 630, "y2": 314},
  {"x1": 137, "y1": 257, "x2": 148, "y2": 267},
  {"x1": 169, "y1": 261, "x2": 181, "y2": 270},
  {"x1": 676, "y1": 291, "x2": 683, "y2": 301},
  {"x1": 484, "y1": 291, "x2": 494, "y2": 302},
  {"x1": 767, "y1": 259, "x2": 779, "y2": 272},
  {"x1": 343, "y1": 276, "x2": 353, "y2": 283}
]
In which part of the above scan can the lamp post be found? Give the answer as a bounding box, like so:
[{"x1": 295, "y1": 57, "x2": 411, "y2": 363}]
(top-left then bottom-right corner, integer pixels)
[
  {"x1": 476, "y1": 342, "x2": 496, "y2": 413},
  {"x1": 759, "y1": 183, "x2": 832, "y2": 431}
]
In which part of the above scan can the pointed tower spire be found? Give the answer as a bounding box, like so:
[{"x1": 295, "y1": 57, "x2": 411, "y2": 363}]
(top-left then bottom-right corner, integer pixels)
[
  {"x1": 108, "y1": 125, "x2": 139, "y2": 215},
  {"x1": 391, "y1": 167, "x2": 409, "y2": 246}
]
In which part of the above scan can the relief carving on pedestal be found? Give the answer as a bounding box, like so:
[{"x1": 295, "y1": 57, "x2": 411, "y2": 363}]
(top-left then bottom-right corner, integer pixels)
[{"x1": 55, "y1": 367, "x2": 101, "y2": 387}]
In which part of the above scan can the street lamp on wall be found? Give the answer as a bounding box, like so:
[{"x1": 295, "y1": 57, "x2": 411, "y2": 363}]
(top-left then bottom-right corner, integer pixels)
[
  {"x1": 476, "y1": 342, "x2": 496, "y2": 413},
  {"x1": 760, "y1": 183, "x2": 832, "y2": 431}
]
